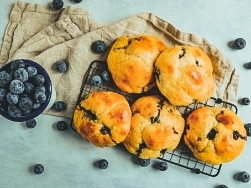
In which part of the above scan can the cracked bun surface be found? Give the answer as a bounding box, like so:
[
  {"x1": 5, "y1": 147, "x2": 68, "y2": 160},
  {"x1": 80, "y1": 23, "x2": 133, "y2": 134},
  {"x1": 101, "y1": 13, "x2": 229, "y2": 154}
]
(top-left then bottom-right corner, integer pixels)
[
  {"x1": 154, "y1": 45, "x2": 215, "y2": 106},
  {"x1": 184, "y1": 106, "x2": 247, "y2": 165},
  {"x1": 123, "y1": 95, "x2": 185, "y2": 159},
  {"x1": 107, "y1": 34, "x2": 167, "y2": 93},
  {"x1": 73, "y1": 91, "x2": 131, "y2": 147}
]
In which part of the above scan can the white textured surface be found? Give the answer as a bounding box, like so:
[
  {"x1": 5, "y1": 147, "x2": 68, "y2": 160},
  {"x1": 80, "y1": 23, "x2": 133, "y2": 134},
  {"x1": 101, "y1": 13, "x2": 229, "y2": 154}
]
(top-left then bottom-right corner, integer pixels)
[{"x1": 0, "y1": 0, "x2": 251, "y2": 188}]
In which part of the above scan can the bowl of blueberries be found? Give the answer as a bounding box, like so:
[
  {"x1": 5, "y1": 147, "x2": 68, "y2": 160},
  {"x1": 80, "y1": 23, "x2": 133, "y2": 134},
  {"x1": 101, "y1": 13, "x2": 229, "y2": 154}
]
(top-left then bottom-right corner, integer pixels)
[{"x1": 0, "y1": 59, "x2": 55, "y2": 122}]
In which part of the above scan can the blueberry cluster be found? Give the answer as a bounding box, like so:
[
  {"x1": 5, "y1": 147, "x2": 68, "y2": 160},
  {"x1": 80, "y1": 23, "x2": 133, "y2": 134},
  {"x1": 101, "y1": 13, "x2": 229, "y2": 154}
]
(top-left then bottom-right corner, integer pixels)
[
  {"x1": 91, "y1": 70, "x2": 111, "y2": 86},
  {"x1": 0, "y1": 59, "x2": 49, "y2": 118}
]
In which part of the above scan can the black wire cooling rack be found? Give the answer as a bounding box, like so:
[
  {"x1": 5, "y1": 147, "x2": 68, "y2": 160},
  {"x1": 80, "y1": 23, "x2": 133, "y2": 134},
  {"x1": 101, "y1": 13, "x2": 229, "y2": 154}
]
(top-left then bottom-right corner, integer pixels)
[{"x1": 72, "y1": 60, "x2": 238, "y2": 177}]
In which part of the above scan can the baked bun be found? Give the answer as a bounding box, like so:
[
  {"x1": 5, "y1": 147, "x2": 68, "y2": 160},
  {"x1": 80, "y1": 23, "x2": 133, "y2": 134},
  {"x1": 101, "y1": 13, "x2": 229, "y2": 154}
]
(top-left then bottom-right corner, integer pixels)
[
  {"x1": 107, "y1": 34, "x2": 167, "y2": 93},
  {"x1": 123, "y1": 95, "x2": 185, "y2": 159},
  {"x1": 154, "y1": 45, "x2": 215, "y2": 106},
  {"x1": 184, "y1": 106, "x2": 247, "y2": 165},
  {"x1": 73, "y1": 91, "x2": 131, "y2": 147}
]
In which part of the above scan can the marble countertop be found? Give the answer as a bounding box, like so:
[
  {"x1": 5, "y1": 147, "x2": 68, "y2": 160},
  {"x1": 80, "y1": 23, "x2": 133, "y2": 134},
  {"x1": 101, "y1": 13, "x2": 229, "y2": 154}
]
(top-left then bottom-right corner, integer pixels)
[{"x1": 0, "y1": 0, "x2": 251, "y2": 188}]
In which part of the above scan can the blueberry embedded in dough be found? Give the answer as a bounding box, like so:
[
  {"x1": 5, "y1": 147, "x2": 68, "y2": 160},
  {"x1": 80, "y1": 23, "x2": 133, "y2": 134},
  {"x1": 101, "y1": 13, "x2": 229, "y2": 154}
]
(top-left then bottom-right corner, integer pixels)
[{"x1": 207, "y1": 128, "x2": 218, "y2": 140}]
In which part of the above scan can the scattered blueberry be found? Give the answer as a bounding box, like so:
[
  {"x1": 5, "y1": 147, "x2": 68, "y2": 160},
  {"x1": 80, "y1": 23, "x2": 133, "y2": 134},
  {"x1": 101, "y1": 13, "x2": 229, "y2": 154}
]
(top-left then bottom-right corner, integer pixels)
[
  {"x1": 14, "y1": 68, "x2": 29, "y2": 82},
  {"x1": 0, "y1": 88, "x2": 7, "y2": 101},
  {"x1": 51, "y1": 101, "x2": 67, "y2": 111},
  {"x1": 26, "y1": 118, "x2": 37, "y2": 128},
  {"x1": 26, "y1": 66, "x2": 38, "y2": 78},
  {"x1": 101, "y1": 70, "x2": 111, "y2": 82},
  {"x1": 157, "y1": 161, "x2": 168, "y2": 171},
  {"x1": 138, "y1": 158, "x2": 150, "y2": 167},
  {"x1": 0, "y1": 71, "x2": 12, "y2": 87},
  {"x1": 239, "y1": 97, "x2": 250, "y2": 105},
  {"x1": 9, "y1": 79, "x2": 25, "y2": 94},
  {"x1": 19, "y1": 96, "x2": 33, "y2": 111},
  {"x1": 91, "y1": 75, "x2": 102, "y2": 86},
  {"x1": 56, "y1": 121, "x2": 68, "y2": 131},
  {"x1": 33, "y1": 164, "x2": 44, "y2": 174},
  {"x1": 244, "y1": 123, "x2": 251, "y2": 136},
  {"x1": 52, "y1": 0, "x2": 64, "y2": 10},
  {"x1": 33, "y1": 74, "x2": 45, "y2": 86},
  {"x1": 243, "y1": 62, "x2": 251, "y2": 69},
  {"x1": 237, "y1": 171, "x2": 250, "y2": 183},
  {"x1": 91, "y1": 40, "x2": 107, "y2": 54},
  {"x1": 54, "y1": 60, "x2": 68, "y2": 73},
  {"x1": 6, "y1": 92, "x2": 19, "y2": 105},
  {"x1": 11, "y1": 59, "x2": 25, "y2": 70},
  {"x1": 74, "y1": 0, "x2": 82, "y2": 3},
  {"x1": 8, "y1": 105, "x2": 22, "y2": 117},
  {"x1": 97, "y1": 159, "x2": 108, "y2": 169},
  {"x1": 216, "y1": 185, "x2": 228, "y2": 188},
  {"x1": 24, "y1": 82, "x2": 35, "y2": 94},
  {"x1": 232, "y1": 38, "x2": 246, "y2": 50},
  {"x1": 33, "y1": 92, "x2": 47, "y2": 103}
]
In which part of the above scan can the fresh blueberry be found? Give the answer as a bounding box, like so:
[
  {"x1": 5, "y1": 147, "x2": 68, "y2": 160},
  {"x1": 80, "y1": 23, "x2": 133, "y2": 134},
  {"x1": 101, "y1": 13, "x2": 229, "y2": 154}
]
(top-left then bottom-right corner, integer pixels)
[
  {"x1": 52, "y1": 0, "x2": 64, "y2": 10},
  {"x1": 237, "y1": 171, "x2": 250, "y2": 183},
  {"x1": 74, "y1": 0, "x2": 82, "y2": 3},
  {"x1": 0, "y1": 88, "x2": 7, "y2": 101},
  {"x1": 33, "y1": 92, "x2": 47, "y2": 103},
  {"x1": 232, "y1": 38, "x2": 246, "y2": 50},
  {"x1": 11, "y1": 59, "x2": 25, "y2": 70},
  {"x1": 138, "y1": 158, "x2": 150, "y2": 167},
  {"x1": 6, "y1": 92, "x2": 19, "y2": 105},
  {"x1": 34, "y1": 86, "x2": 46, "y2": 93},
  {"x1": 157, "y1": 161, "x2": 168, "y2": 171},
  {"x1": 33, "y1": 74, "x2": 45, "y2": 86},
  {"x1": 101, "y1": 70, "x2": 111, "y2": 82},
  {"x1": 19, "y1": 96, "x2": 33, "y2": 111},
  {"x1": 54, "y1": 60, "x2": 68, "y2": 73},
  {"x1": 14, "y1": 68, "x2": 29, "y2": 82},
  {"x1": 216, "y1": 185, "x2": 228, "y2": 188},
  {"x1": 0, "y1": 71, "x2": 12, "y2": 87},
  {"x1": 97, "y1": 159, "x2": 108, "y2": 169},
  {"x1": 91, "y1": 75, "x2": 102, "y2": 86},
  {"x1": 26, "y1": 66, "x2": 38, "y2": 78},
  {"x1": 33, "y1": 102, "x2": 41, "y2": 110},
  {"x1": 91, "y1": 40, "x2": 107, "y2": 54},
  {"x1": 244, "y1": 123, "x2": 251, "y2": 136},
  {"x1": 9, "y1": 79, "x2": 25, "y2": 94},
  {"x1": 24, "y1": 82, "x2": 35, "y2": 94},
  {"x1": 56, "y1": 121, "x2": 68, "y2": 131},
  {"x1": 33, "y1": 164, "x2": 44, "y2": 174},
  {"x1": 51, "y1": 101, "x2": 67, "y2": 111},
  {"x1": 8, "y1": 105, "x2": 22, "y2": 117},
  {"x1": 26, "y1": 119, "x2": 37, "y2": 128},
  {"x1": 239, "y1": 97, "x2": 250, "y2": 105}
]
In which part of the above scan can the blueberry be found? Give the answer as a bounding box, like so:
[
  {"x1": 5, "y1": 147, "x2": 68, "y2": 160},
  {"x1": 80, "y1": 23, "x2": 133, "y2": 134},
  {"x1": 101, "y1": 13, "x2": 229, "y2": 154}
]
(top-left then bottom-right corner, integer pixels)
[
  {"x1": 91, "y1": 40, "x2": 107, "y2": 54},
  {"x1": 24, "y1": 82, "x2": 35, "y2": 94},
  {"x1": 0, "y1": 88, "x2": 7, "y2": 101},
  {"x1": 26, "y1": 66, "x2": 38, "y2": 78},
  {"x1": 244, "y1": 123, "x2": 251, "y2": 136},
  {"x1": 6, "y1": 92, "x2": 19, "y2": 105},
  {"x1": 8, "y1": 105, "x2": 22, "y2": 117},
  {"x1": 33, "y1": 74, "x2": 45, "y2": 86},
  {"x1": 157, "y1": 161, "x2": 168, "y2": 171},
  {"x1": 51, "y1": 101, "x2": 67, "y2": 111},
  {"x1": 216, "y1": 185, "x2": 228, "y2": 188},
  {"x1": 138, "y1": 158, "x2": 150, "y2": 167},
  {"x1": 52, "y1": 0, "x2": 64, "y2": 10},
  {"x1": 97, "y1": 159, "x2": 108, "y2": 169},
  {"x1": 237, "y1": 171, "x2": 250, "y2": 183},
  {"x1": 33, "y1": 164, "x2": 44, "y2": 174},
  {"x1": 74, "y1": 0, "x2": 82, "y2": 3},
  {"x1": 14, "y1": 68, "x2": 29, "y2": 82},
  {"x1": 26, "y1": 119, "x2": 36, "y2": 128},
  {"x1": 9, "y1": 79, "x2": 25, "y2": 94},
  {"x1": 233, "y1": 38, "x2": 246, "y2": 50},
  {"x1": 239, "y1": 97, "x2": 250, "y2": 105},
  {"x1": 0, "y1": 71, "x2": 12, "y2": 87},
  {"x1": 33, "y1": 102, "x2": 41, "y2": 110},
  {"x1": 56, "y1": 121, "x2": 68, "y2": 131},
  {"x1": 34, "y1": 86, "x2": 46, "y2": 93},
  {"x1": 11, "y1": 59, "x2": 25, "y2": 70},
  {"x1": 91, "y1": 75, "x2": 102, "y2": 86},
  {"x1": 19, "y1": 96, "x2": 33, "y2": 111},
  {"x1": 33, "y1": 92, "x2": 47, "y2": 103},
  {"x1": 101, "y1": 70, "x2": 111, "y2": 82},
  {"x1": 53, "y1": 60, "x2": 68, "y2": 73}
]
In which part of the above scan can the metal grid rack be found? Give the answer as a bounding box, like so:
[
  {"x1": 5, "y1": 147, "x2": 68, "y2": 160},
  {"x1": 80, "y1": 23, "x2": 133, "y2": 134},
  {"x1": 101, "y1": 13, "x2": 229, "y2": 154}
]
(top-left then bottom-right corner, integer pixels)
[{"x1": 72, "y1": 60, "x2": 238, "y2": 177}]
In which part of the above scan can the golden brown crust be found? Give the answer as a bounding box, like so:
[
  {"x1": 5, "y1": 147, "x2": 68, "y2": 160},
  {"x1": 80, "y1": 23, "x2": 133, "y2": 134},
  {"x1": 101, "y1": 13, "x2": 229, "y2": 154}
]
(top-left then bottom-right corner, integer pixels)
[
  {"x1": 73, "y1": 91, "x2": 131, "y2": 147},
  {"x1": 154, "y1": 45, "x2": 215, "y2": 106},
  {"x1": 107, "y1": 34, "x2": 167, "y2": 93},
  {"x1": 184, "y1": 106, "x2": 247, "y2": 165},
  {"x1": 123, "y1": 95, "x2": 185, "y2": 159}
]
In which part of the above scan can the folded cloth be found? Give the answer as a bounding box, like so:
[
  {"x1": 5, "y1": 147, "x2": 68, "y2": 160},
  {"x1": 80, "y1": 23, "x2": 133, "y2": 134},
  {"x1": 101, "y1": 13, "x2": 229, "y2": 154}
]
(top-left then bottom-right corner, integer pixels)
[{"x1": 0, "y1": 1, "x2": 239, "y2": 119}]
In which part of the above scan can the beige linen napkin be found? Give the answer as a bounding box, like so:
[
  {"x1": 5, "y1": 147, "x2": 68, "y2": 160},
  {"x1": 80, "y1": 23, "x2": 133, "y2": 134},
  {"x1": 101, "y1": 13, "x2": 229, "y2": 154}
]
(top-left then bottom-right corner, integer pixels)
[{"x1": 0, "y1": 1, "x2": 239, "y2": 119}]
